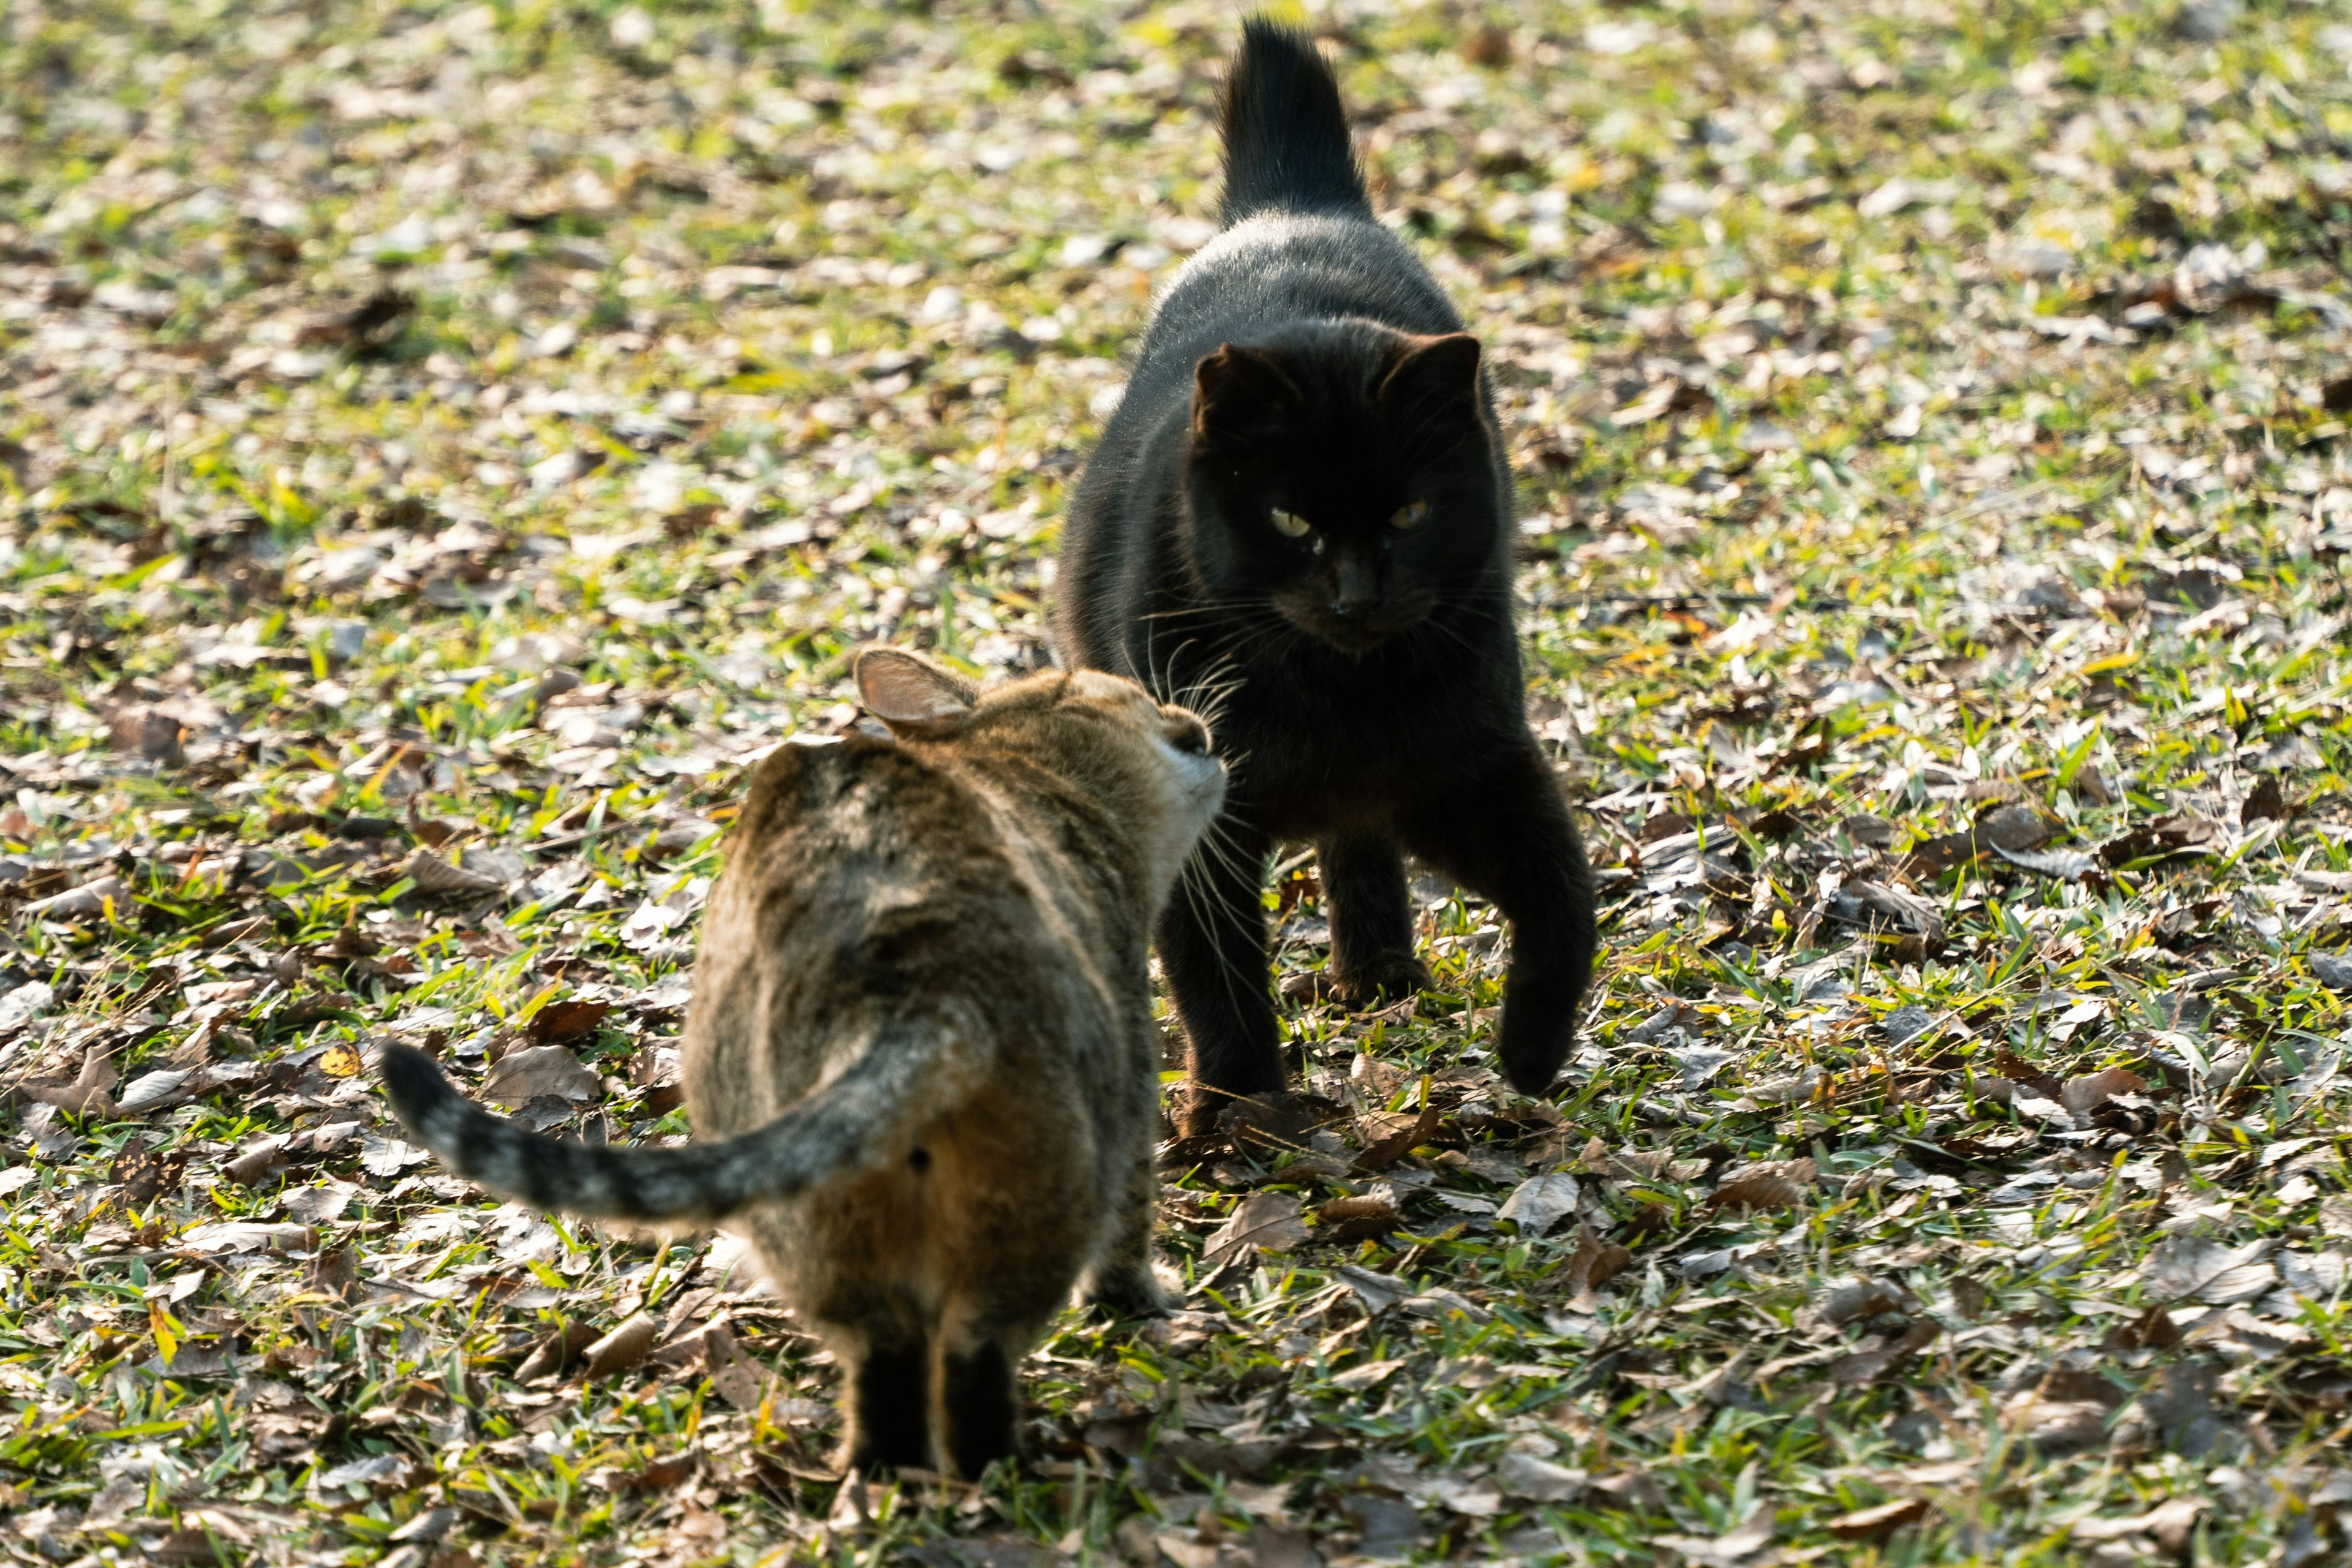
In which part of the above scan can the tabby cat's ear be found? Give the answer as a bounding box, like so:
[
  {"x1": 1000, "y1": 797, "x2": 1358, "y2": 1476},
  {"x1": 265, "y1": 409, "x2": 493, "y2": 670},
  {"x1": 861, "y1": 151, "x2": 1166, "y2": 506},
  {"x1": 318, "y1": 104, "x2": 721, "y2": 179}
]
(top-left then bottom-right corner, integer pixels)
[
  {"x1": 854, "y1": 648, "x2": 979, "y2": 737},
  {"x1": 1190, "y1": 343, "x2": 1299, "y2": 445},
  {"x1": 1377, "y1": 331, "x2": 1483, "y2": 421}
]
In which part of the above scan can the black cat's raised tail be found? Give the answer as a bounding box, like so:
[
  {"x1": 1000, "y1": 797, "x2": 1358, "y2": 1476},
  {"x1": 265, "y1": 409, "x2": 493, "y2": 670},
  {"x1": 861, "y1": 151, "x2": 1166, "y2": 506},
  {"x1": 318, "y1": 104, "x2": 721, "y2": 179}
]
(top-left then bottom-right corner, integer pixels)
[{"x1": 1219, "y1": 19, "x2": 1371, "y2": 226}]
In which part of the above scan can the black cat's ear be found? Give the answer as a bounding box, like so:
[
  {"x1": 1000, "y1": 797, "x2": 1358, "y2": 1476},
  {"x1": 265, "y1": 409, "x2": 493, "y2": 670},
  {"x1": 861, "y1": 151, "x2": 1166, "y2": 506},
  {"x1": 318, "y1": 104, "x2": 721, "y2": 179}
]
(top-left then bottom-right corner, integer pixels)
[
  {"x1": 1191, "y1": 344, "x2": 1299, "y2": 446},
  {"x1": 1377, "y1": 332, "x2": 1483, "y2": 421},
  {"x1": 854, "y1": 647, "x2": 978, "y2": 737}
]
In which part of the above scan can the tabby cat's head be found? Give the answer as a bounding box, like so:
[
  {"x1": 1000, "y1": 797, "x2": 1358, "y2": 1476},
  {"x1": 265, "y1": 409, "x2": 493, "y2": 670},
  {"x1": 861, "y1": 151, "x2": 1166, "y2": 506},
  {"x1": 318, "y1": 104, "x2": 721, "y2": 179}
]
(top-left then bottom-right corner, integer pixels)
[
  {"x1": 853, "y1": 649, "x2": 1226, "y2": 900},
  {"x1": 1182, "y1": 320, "x2": 1503, "y2": 655}
]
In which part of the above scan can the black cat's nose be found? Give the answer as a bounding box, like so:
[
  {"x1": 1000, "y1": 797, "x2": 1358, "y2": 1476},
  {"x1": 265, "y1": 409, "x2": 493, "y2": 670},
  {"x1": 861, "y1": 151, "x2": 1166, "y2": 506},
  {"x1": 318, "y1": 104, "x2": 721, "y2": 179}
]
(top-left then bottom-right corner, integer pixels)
[{"x1": 1332, "y1": 554, "x2": 1379, "y2": 616}]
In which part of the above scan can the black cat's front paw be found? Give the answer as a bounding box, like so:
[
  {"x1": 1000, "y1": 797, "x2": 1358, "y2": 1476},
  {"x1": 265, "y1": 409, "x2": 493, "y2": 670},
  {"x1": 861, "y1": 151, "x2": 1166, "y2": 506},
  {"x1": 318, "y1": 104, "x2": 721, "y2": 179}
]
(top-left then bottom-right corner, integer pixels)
[
  {"x1": 1323, "y1": 951, "x2": 1433, "y2": 1010},
  {"x1": 1495, "y1": 985, "x2": 1579, "y2": 1096}
]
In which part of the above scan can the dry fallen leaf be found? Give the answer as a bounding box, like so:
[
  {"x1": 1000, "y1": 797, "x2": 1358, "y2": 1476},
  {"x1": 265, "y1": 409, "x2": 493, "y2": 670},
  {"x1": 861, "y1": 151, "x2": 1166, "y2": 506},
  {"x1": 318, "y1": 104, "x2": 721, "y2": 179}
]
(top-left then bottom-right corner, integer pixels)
[
  {"x1": 282, "y1": 1180, "x2": 360, "y2": 1224},
  {"x1": 1710, "y1": 1157, "x2": 1818, "y2": 1212},
  {"x1": 2061, "y1": 1065, "x2": 2146, "y2": 1115},
  {"x1": 1495, "y1": 1172, "x2": 1580, "y2": 1234},
  {"x1": 1492, "y1": 1450, "x2": 1588, "y2": 1504},
  {"x1": 584, "y1": 1313, "x2": 659, "y2": 1378},
  {"x1": 1826, "y1": 1498, "x2": 1929, "y2": 1542},
  {"x1": 1353, "y1": 1106, "x2": 1438, "y2": 1172},
  {"x1": 532, "y1": 998, "x2": 614, "y2": 1046},
  {"x1": 481, "y1": 1045, "x2": 604, "y2": 1105},
  {"x1": 1653, "y1": 1501, "x2": 1776, "y2": 1566},
  {"x1": 406, "y1": 850, "x2": 505, "y2": 896},
  {"x1": 1329, "y1": 1357, "x2": 1404, "y2": 1392},
  {"x1": 18, "y1": 1045, "x2": 119, "y2": 1114},
  {"x1": 1204, "y1": 1192, "x2": 1308, "y2": 1264},
  {"x1": 1563, "y1": 1223, "x2": 1634, "y2": 1295},
  {"x1": 2142, "y1": 1235, "x2": 2275, "y2": 1305},
  {"x1": 1315, "y1": 1191, "x2": 1401, "y2": 1242},
  {"x1": 223, "y1": 1134, "x2": 289, "y2": 1186},
  {"x1": 516, "y1": 1321, "x2": 601, "y2": 1383},
  {"x1": 701, "y1": 1323, "x2": 771, "y2": 1412}
]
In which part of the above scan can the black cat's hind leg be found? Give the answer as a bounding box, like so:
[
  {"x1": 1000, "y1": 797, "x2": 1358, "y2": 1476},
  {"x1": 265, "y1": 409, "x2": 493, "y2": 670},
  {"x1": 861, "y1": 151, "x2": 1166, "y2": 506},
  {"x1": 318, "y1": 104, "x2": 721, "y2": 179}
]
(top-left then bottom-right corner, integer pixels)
[
  {"x1": 1403, "y1": 745, "x2": 1597, "y2": 1097},
  {"x1": 1158, "y1": 814, "x2": 1283, "y2": 1134},
  {"x1": 1316, "y1": 831, "x2": 1432, "y2": 1008}
]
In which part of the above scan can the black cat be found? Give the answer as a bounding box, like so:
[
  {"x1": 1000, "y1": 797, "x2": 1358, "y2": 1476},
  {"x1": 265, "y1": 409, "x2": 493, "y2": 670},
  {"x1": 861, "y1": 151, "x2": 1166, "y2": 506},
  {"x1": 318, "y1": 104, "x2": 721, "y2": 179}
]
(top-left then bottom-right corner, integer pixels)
[{"x1": 1055, "y1": 19, "x2": 1597, "y2": 1133}]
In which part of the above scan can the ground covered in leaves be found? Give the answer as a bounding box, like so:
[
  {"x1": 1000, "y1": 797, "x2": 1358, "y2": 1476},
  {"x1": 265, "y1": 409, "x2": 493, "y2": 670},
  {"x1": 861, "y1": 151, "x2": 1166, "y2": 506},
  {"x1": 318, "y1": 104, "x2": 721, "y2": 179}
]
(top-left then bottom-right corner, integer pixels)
[{"x1": 6, "y1": 0, "x2": 2352, "y2": 1562}]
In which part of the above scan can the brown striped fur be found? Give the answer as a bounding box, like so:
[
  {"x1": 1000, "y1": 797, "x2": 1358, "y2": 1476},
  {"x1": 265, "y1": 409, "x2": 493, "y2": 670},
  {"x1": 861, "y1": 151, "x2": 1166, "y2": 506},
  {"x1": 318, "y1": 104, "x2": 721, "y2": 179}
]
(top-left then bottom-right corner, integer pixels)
[{"x1": 380, "y1": 650, "x2": 1224, "y2": 1476}]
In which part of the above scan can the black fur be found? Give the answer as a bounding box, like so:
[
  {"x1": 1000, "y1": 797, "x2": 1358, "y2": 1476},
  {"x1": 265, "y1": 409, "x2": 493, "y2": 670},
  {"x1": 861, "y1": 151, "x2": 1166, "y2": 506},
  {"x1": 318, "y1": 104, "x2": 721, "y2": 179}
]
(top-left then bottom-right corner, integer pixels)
[
  {"x1": 1218, "y1": 19, "x2": 1371, "y2": 225},
  {"x1": 1055, "y1": 20, "x2": 1597, "y2": 1128}
]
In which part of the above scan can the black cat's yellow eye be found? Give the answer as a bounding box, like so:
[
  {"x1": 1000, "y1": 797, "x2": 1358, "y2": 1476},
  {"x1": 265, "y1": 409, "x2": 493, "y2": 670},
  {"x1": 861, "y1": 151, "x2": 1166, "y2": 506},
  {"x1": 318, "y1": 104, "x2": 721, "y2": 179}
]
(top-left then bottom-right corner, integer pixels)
[
  {"x1": 1389, "y1": 500, "x2": 1430, "y2": 531},
  {"x1": 1270, "y1": 508, "x2": 1311, "y2": 538}
]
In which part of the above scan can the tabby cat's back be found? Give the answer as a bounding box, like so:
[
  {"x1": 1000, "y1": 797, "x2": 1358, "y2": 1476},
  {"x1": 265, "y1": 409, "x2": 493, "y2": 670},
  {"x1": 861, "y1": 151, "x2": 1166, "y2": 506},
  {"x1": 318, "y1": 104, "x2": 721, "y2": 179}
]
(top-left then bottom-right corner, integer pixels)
[{"x1": 379, "y1": 652, "x2": 1224, "y2": 1479}]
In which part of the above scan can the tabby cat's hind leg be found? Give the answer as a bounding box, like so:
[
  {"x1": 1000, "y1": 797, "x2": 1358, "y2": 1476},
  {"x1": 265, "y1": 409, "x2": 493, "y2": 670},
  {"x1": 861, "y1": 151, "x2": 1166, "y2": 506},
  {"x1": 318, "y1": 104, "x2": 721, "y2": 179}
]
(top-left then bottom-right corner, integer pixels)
[
  {"x1": 940, "y1": 1336, "x2": 1020, "y2": 1480},
  {"x1": 837, "y1": 1305, "x2": 932, "y2": 1474}
]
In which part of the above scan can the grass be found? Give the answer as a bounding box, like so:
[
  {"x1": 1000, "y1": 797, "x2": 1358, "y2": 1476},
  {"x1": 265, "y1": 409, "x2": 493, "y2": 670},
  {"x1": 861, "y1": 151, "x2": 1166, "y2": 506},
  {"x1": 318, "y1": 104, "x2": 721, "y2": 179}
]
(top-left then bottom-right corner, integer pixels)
[{"x1": 4, "y1": 0, "x2": 2352, "y2": 1562}]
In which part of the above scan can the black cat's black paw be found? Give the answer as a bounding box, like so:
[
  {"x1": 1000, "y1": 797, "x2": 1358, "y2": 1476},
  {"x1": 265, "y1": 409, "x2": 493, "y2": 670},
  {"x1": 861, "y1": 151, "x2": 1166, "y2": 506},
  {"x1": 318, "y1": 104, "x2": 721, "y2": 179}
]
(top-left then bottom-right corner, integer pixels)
[
  {"x1": 1497, "y1": 1025, "x2": 1570, "y2": 1098},
  {"x1": 1334, "y1": 951, "x2": 1434, "y2": 1009}
]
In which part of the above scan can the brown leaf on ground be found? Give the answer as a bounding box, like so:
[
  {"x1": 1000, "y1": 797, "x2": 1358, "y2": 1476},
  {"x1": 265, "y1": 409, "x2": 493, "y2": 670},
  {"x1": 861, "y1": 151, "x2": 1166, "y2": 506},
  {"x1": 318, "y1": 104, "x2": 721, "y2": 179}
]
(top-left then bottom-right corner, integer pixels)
[
  {"x1": 22, "y1": 874, "x2": 128, "y2": 921},
  {"x1": 282, "y1": 1180, "x2": 359, "y2": 1224},
  {"x1": 2071, "y1": 1498, "x2": 2204, "y2": 1552},
  {"x1": 481, "y1": 1046, "x2": 603, "y2": 1105},
  {"x1": 1994, "y1": 1049, "x2": 2065, "y2": 1100},
  {"x1": 1353, "y1": 1106, "x2": 1438, "y2": 1172},
  {"x1": 1461, "y1": 24, "x2": 1512, "y2": 66},
  {"x1": 405, "y1": 850, "x2": 505, "y2": 896},
  {"x1": 1494, "y1": 1450, "x2": 1588, "y2": 1504},
  {"x1": 1496, "y1": 1172, "x2": 1580, "y2": 1234},
  {"x1": 1563, "y1": 1222, "x2": 1634, "y2": 1295},
  {"x1": 308, "y1": 1246, "x2": 357, "y2": 1300},
  {"x1": 531, "y1": 998, "x2": 614, "y2": 1046},
  {"x1": 1316, "y1": 1192, "x2": 1401, "y2": 1243},
  {"x1": 1826, "y1": 1498, "x2": 1929, "y2": 1542},
  {"x1": 584, "y1": 1314, "x2": 659, "y2": 1378},
  {"x1": 295, "y1": 287, "x2": 413, "y2": 349},
  {"x1": 1901, "y1": 803, "x2": 2064, "y2": 881},
  {"x1": 1830, "y1": 879, "x2": 1944, "y2": 939},
  {"x1": 1218, "y1": 1091, "x2": 1314, "y2": 1156},
  {"x1": 2062, "y1": 1066, "x2": 2146, "y2": 1115},
  {"x1": 1653, "y1": 1500, "x2": 1774, "y2": 1566},
  {"x1": 624, "y1": 1450, "x2": 699, "y2": 1494},
  {"x1": 701, "y1": 1323, "x2": 771, "y2": 1412},
  {"x1": 18, "y1": 1045, "x2": 119, "y2": 1114},
  {"x1": 223, "y1": 1134, "x2": 289, "y2": 1186},
  {"x1": 517, "y1": 1321, "x2": 601, "y2": 1382},
  {"x1": 1710, "y1": 1157, "x2": 1818, "y2": 1212},
  {"x1": 1818, "y1": 1276, "x2": 1920, "y2": 1325}
]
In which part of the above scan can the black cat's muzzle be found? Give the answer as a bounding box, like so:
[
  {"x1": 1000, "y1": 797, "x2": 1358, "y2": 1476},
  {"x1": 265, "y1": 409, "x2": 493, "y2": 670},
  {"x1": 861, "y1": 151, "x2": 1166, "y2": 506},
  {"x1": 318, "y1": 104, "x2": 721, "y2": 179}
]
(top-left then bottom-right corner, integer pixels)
[{"x1": 1273, "y1": 587, "x2": 1430, "y2": 654}]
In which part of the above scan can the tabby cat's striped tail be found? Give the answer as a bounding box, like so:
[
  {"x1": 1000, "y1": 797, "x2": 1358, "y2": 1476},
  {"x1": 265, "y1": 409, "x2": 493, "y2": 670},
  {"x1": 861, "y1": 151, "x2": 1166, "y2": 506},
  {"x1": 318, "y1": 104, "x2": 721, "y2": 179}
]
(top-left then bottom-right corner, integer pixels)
[{"x1": 377, "y1": 1027, "x2": 949, "y2": 1224}]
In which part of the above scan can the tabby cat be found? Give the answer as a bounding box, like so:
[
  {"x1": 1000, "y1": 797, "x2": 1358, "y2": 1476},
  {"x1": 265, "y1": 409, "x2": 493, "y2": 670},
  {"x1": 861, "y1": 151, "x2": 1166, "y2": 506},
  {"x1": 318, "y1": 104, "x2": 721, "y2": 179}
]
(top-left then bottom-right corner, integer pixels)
[{"x1": 380, "y1": 650, "x2": 1224, "y2": 1476}]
